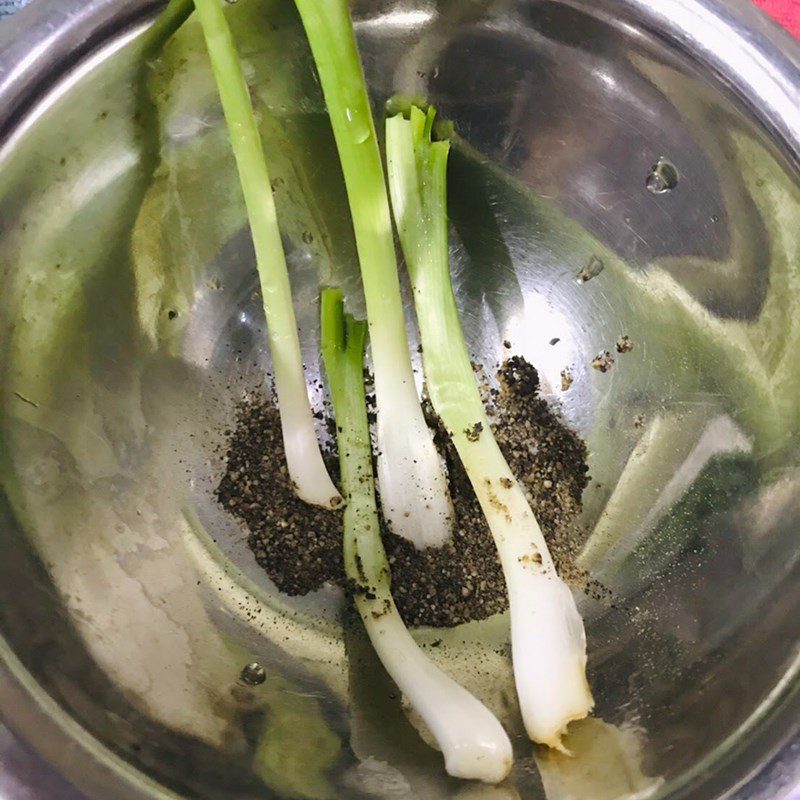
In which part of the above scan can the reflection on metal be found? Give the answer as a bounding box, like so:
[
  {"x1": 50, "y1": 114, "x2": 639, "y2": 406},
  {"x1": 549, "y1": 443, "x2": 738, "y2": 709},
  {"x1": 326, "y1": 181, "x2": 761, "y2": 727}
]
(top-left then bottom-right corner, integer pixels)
[
  {"x1": 0, "y1": 0, "x2": 799, "y2": 798},
  {"x1": 536, "y1": 717, "x2": 663, "y2": 800}
]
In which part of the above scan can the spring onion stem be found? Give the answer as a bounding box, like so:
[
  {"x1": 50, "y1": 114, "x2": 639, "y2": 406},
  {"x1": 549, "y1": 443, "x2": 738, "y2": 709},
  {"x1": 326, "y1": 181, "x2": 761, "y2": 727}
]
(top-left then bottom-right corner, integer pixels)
[
  {"x1": 321, "y1": 287, "x2": 512, "y2": 782},
  {"x1": 192, "y1": 0, "x2": 340, "y2": 508},
  {"x1": 386, "y1": 107, "x2": 593, "y2": 749},
  {"x1": 293, "y1": 0, "x2": 453, "y2": 547}
]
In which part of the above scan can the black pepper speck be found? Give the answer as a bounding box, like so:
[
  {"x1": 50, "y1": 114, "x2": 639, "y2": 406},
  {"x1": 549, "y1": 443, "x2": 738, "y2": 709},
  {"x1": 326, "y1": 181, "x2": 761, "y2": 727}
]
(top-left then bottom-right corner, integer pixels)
[{"x1": 216, "y1": 357, "x2": 608, "y2": 628}]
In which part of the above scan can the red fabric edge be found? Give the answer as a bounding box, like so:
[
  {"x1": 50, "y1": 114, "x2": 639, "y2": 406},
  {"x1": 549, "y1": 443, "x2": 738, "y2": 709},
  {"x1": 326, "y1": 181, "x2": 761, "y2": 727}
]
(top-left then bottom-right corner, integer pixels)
[{"x1": 752, "y1": 0, "x2": 800, "y2": 38}]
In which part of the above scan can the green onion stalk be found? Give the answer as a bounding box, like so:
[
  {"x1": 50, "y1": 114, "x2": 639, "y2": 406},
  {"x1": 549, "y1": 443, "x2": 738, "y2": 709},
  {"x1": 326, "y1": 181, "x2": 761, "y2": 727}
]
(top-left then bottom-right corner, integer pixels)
[
  {"x1": 192, "y1": 0, "x2": 340, "y2": 508},
  {"x1": 321, "y1": 287, "x2": 512, "y2": 782},
  {"x1": 386, "y1": 106, "x2": 593, "y2": 750},
  {"x1": 293, "y1": 0, "x2": 454, "y2": 548}
]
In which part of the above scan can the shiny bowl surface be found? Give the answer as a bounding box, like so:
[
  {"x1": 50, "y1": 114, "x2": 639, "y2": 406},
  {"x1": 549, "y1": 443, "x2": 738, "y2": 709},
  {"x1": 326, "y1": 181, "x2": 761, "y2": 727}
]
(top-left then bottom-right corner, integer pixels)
[{"x1": 1, "y1": 1, "x2": 799, "y2": 798}]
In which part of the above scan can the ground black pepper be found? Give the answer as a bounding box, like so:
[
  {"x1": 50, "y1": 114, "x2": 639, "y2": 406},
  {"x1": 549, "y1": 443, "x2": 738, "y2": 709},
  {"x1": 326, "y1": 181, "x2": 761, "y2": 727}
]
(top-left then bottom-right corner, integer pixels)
[
  {"x1": 215, "y1": 399, "x2": 346, "y2": 595},
  {"x1": 216, "y1": 357, "x2": 605, "y2": 628}
]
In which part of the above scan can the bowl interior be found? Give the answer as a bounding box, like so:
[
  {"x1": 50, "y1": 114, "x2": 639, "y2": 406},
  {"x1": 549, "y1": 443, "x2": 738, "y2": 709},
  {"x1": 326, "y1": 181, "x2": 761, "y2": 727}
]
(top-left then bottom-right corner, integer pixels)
[{"x1": 1, "y1": 1, "x2": 799, "y2": 798}]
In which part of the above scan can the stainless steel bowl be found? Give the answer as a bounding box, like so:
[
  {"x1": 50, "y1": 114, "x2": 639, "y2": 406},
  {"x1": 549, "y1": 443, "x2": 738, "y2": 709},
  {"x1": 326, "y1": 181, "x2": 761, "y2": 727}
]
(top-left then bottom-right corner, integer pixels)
[{"x1": 1, "y1": 0, "x2": 799, "y2": 798}]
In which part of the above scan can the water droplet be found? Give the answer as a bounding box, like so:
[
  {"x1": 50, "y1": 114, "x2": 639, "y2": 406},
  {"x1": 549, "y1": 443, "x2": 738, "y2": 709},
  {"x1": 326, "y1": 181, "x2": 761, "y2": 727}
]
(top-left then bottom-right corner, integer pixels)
[
  {"x1": 646, "y1": 158, "x2": 679, "y2": 194},
  {"x1": 344, "y1": 106, "x2": 370, "y2": 144},
  {"x1": 616, "y1": 334, "x2": 634, "y2": 353},
  {"x1": 240, "y1": 662, "x2": 266, "y2": 686},
  {"x1": 577, "y1": 255, "x2": 604, "y2": 283},
  {"x1": 710, "y1": 214, "x2": 719, "y2": 223},
  {"x1": 591, "y1": 350, "x2": 615, "y2": 373}
]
